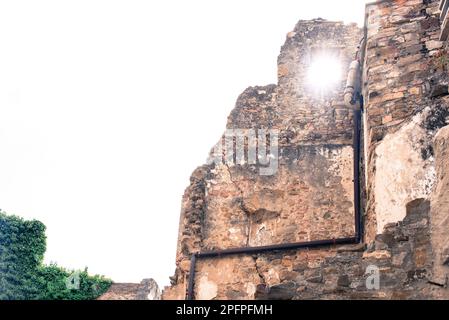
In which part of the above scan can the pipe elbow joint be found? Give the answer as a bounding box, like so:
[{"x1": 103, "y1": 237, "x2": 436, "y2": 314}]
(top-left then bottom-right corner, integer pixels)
[
  {"x1": 344, "y1": 89, "x2": 355, "y2": 107},
  {"x1": 344, "y1": 60, "x2": 361, "y2": 109}
]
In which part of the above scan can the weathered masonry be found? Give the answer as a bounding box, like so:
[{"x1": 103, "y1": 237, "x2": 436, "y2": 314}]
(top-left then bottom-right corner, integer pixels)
[{"x1": 163, "y1": 0, "x2": 449, "y2": 300}]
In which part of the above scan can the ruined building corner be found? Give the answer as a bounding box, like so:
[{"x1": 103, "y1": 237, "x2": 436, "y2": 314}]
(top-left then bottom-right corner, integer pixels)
[{"x1": 163, "y1": 0, "x2": 449, "y2": 300}]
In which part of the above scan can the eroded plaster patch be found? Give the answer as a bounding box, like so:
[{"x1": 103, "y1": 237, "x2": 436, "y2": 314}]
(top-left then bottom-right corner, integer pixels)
[
  {"x1": 374, "y1": 110, "x2": 436, "y2": 233},
  {"x1": 197, "y1": 274, "x2": 218, "y2": 300}
]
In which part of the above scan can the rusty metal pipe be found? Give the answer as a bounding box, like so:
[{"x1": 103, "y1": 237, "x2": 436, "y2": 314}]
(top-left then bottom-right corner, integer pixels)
[{"x1": 344, "y1": 60, "x2": 361, "y2": 109}]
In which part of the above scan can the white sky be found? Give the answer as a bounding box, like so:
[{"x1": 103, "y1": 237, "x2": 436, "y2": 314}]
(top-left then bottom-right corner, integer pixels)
[{"x1": 0, "y1": 1, "x2": 369, "y2": 287}]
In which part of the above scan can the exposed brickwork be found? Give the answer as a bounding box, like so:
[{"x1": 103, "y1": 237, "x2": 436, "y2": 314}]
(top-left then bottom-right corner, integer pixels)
[
  {"x1": 363, "y1": 0, "x2": 447, "y2": 241},
  {"x1": 364, "y1": 0, "x2": 441, "y2": 134}
]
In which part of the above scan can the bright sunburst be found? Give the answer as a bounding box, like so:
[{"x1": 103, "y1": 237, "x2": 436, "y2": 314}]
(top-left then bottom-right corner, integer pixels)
[{"x1": 306, "y1": 53, "x2": 343, "y2": 93}]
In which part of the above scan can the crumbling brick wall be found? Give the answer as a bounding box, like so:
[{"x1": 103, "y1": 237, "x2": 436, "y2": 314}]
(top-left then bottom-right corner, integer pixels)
[
  {"x1": 363, "y1": 0, "x2": 449, "y2": 240},
  {"x1": 163, "y1": 0, "x2": 449, "y2": 300},
  {"x1": 163, "y1": 20, "x2": 362, "y2": 300}
]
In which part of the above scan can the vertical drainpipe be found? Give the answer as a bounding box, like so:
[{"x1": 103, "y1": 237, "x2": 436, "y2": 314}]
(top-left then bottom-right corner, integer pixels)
[
  {"x1": 186, "y1": 253, "x2": 197, "y2": 300},
  {"x1": 353, "y1": 101, "x2": 362, "y2": 242},
  {"x1": 344, "y1": 39, "x2": 365, "y2": 242},
  {"x1": 362, "y1": 3, "x2": 371, "y2": 196}
]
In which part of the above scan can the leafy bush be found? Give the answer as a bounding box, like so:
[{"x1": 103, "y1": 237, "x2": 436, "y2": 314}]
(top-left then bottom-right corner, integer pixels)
[
  {"x1": 0, "y1": 210, "x2": 111, "y2": 300},
  {"x1": 34, "y1": 264, "x2": 112, "y2": 300},
  {"x1": 0, "y1": 211, "x2": 45, "y2": 299}
]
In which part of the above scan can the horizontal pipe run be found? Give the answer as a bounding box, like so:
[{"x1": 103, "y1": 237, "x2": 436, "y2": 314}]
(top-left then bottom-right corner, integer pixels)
[
  {"x1": 186, "y1": 237, "x2": 359, "y2": 300},
  {"x1": 197, "y1": 237, "x2": 358, "y2": 259}
]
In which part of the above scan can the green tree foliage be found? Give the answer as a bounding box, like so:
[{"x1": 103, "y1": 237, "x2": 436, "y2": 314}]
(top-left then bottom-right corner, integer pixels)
[{"x1": 0, "y1": 211, "x2": 111, "y2": 300}]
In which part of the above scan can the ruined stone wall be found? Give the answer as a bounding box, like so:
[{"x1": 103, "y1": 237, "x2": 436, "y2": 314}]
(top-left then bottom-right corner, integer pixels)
[
  {"x1": 163, "y1": 20, "x2": 363, "y2": 300},
  {"x1": 363, "y1": 0, "x2": 449, "y2": 241},
  {"x1": 431, "y1": 125, "x2": 449, "y2": 287},
  {"x1": 163, "y1": 0, "x2": 449, "y2": 300}
]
